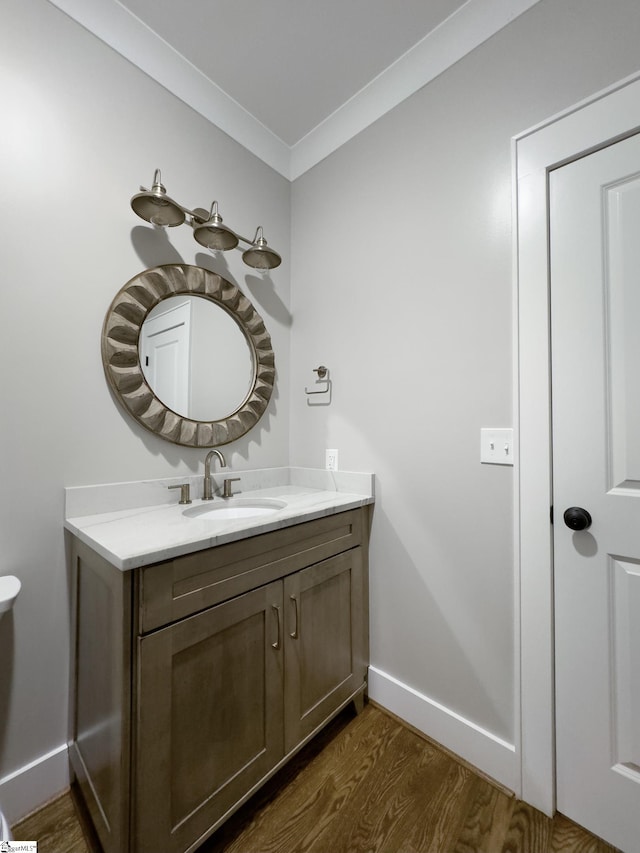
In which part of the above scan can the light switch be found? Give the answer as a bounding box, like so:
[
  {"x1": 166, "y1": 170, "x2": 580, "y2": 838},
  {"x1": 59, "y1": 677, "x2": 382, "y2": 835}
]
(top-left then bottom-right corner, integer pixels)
[{"x1": 480, "y1": 428, "x2": 514, "y2": 465}]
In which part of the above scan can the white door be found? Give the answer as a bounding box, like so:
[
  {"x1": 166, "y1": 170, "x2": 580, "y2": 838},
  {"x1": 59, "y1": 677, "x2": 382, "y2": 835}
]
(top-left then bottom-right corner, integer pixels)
[
  {"x1": 551, "y1": 132, "x2": 640, "y2": 852},
  {"x1": 140, "y1": 299, "x2": 191, "y2": 415}
]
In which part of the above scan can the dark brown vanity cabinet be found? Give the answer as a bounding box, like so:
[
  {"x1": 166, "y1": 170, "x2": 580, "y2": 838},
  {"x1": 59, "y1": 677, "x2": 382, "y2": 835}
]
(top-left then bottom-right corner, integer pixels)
[{"x1": 69, "y1": 507, "x2": 370, "y2": 853}]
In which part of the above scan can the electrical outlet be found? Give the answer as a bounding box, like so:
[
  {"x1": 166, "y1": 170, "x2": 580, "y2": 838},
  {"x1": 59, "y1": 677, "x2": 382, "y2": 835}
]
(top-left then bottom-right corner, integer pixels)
[{"x1": 326, "y1": 449, "x2": 339, "y2": 471}]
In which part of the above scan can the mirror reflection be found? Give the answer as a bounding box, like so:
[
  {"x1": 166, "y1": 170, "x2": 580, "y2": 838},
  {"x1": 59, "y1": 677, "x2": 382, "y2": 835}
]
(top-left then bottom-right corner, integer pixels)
[{"x1": 140, "y1": 295, "x2": 254, "y2": 422}]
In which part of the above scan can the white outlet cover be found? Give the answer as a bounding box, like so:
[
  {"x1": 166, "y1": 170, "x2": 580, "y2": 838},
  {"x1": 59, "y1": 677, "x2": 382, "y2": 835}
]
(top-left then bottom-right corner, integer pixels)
[
  {"x1": 480, "y1": 428, "x2": 514, "y2": 466},
  {"x1": 325, "y1": 449, "x2": 339, "y2": 470}
]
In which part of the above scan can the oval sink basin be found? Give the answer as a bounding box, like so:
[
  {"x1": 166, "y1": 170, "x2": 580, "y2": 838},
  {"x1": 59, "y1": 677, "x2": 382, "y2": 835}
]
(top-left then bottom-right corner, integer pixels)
[{"x1": 183, "y1": 498, "x2": 287, "y2": 521}]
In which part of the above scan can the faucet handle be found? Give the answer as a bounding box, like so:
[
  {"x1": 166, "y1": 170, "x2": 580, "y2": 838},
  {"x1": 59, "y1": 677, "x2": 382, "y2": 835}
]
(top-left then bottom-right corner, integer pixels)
[
  {"x1": 223, "y1": 478, "x2": 241, "y2": 499},
  {"x1": 168, "y1": 483, "x2": 192, "y2": 504}
]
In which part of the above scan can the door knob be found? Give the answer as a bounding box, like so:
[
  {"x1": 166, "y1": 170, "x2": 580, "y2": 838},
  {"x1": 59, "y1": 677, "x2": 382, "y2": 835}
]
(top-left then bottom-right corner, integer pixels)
[{"x1": 563, "y1": 507, "x2": 592, "y2": 531}]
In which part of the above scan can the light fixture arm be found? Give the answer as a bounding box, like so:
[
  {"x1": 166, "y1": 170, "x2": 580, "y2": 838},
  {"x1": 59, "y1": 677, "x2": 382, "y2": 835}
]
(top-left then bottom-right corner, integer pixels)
[
  {"x1": 186, "y1": 205, "x2": 211, "y2": 224},
  {"x1": 137, "y1": 170, "x2": 195, "y2": 215},
  {"x1": 234, "y1": 228, "x2": 262, "y2": 248}
]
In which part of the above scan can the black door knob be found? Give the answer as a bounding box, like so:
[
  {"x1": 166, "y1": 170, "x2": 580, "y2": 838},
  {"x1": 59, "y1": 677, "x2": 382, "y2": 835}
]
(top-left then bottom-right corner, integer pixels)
[{"x1": 563, "y1": 507, "x2": 592, "y2": 531}]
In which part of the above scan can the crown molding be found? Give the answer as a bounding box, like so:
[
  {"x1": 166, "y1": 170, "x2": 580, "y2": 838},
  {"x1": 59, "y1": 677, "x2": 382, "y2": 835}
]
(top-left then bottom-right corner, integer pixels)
[
  {"x1": 47, "y1": 0, "x2": 541, "y2": 181},
  {"x1": 45, "y1": 0, "x2": 291, "y2": 177},
  {"x1": 290, "y1": 0, "x2": 542, "y2": 179}
]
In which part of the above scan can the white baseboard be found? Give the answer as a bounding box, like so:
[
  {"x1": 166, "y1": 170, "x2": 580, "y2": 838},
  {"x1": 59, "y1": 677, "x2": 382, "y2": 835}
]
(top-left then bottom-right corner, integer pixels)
[
  {"x1": 368, "y1": 666, "x2": 518, "y2": 792},
  {"x1": 0, "y1": 744, "x2": 69, "y2": 825},
  {"x1": 0, "y1": 673, "x2": 517, "y2": 825}
]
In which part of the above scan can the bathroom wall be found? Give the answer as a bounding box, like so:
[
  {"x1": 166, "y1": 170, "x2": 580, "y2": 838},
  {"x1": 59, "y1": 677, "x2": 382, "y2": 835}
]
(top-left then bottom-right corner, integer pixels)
[
  {"x1": 0, "y1": 0, "x2": 290, "y2": 817},
  {"x1": 290, "y1": 0, "x2": 640, "y2": 784},
  {"x1": 4, "y1": 0, "x2": 640, "y2": 823}
]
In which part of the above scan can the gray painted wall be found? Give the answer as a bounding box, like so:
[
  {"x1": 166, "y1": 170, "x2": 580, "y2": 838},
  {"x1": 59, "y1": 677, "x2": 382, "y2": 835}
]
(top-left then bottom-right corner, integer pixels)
[
  {"x1": 0, "y1": 0, "x2": 290, "y2": 792},
  {"x1": 290, "y1": 0, "x2": 640, "y2": 744}
]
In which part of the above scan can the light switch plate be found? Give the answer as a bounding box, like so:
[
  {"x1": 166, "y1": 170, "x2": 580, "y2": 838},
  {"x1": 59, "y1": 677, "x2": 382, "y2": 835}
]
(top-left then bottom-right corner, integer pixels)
[{"x1": 480, "y1": 428, "x2": 514, "y2": 465}]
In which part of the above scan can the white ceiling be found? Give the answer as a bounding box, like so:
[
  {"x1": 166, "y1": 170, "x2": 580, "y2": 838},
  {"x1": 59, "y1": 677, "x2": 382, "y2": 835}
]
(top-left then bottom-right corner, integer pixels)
[{"x1": 47, "y1": 0, "x2": 541, "y2": 178}]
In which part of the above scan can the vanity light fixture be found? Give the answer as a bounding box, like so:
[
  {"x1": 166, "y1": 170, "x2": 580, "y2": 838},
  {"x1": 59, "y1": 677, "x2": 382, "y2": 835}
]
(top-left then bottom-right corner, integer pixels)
[{"x1": 130, "y1": 169, "x2": 282, "y2": 270}]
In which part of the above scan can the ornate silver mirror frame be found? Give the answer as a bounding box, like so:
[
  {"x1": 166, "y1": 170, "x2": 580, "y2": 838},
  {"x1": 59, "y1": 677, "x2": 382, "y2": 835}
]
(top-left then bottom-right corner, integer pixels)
[{"x1": 102, "y1": 264, "x2": 275, "y2": 447}]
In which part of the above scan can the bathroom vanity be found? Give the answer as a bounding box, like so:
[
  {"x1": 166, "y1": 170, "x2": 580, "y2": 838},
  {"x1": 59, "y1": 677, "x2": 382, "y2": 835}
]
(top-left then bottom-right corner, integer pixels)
[{"x1": 65, "y1": 470, "x2": 373, "y2": 853}]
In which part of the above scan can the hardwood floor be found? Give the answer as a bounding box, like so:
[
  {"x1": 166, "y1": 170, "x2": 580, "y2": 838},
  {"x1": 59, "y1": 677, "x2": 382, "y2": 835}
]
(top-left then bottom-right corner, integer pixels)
[
  {"x1": 10, "y1": 787, "x2": 89, "y2": 853},
  {"x1": 11, "y1": 703, "x2": 619, "y2": 853}
]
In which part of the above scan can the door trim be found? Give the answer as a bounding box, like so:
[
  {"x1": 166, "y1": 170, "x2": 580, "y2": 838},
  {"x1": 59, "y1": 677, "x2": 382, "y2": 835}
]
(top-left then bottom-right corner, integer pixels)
[{"x1": 514, "y1": 70, "x2": 640, "y2": 816}]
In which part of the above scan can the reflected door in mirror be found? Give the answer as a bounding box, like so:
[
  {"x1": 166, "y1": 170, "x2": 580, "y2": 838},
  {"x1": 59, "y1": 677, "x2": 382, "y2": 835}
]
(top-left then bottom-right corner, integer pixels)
[
  {"x1": 140, "y1": 300, "x2": 191, "y2": 416},
  {"x1": 140, "y1": 295, "x2": 254, "y2": 422}
]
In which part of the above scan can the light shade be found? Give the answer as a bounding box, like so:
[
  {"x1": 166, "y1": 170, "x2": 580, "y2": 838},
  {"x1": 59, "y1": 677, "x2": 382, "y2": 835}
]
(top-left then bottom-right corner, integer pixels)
[
  {"x1": 192, "y1": 202, "x2": 239, "y2": 251},
  {"x1": 130, "y1": 169, "x2": 185, "y2": 227},
  {"x1": 242, "y1": 227, "x2": 282, "y2": 270}
]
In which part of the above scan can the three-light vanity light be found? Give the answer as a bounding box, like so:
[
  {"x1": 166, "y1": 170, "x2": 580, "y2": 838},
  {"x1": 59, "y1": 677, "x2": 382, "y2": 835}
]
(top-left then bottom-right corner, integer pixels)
[{"x1": 130, "y1": 169, "x2": 282, "y2": 270}]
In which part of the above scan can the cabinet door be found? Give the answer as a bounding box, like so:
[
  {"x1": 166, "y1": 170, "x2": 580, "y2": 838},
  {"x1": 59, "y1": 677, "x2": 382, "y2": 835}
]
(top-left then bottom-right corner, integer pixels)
[
  {"x1": 284, "y1": 548, "x2": 365, "y2": 753},
  {"x1": 135, "y1": 580, "x2": 284, "y2": 853}
]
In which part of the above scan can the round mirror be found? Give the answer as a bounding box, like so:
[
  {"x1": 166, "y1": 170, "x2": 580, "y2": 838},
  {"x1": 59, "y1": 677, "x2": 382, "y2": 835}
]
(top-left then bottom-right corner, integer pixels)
[
  {"x1": 102, "y1": 264, "x2": 275, "y2": 447},
  {"x1": 140, "y1": 295, "x2": 254, "y2": 422}
]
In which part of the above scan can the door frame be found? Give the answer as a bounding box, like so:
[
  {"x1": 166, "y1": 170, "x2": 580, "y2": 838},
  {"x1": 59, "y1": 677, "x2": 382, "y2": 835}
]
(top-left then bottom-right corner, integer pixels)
[{"x1": 514, "y1": 70, "x2": 640, "y2": 816}]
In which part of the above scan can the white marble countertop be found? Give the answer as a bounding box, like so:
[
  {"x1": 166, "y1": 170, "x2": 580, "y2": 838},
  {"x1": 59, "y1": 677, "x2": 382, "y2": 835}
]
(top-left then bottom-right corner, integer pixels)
[{"x1": 65, "y1": 468, "x2": 374, "y2": 571}]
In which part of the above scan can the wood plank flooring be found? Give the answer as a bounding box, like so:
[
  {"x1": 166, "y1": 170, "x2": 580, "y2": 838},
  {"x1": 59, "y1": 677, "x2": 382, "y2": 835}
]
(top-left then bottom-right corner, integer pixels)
[{"x1": 11, "y1": 703, "x2": 619, "y2": 853}]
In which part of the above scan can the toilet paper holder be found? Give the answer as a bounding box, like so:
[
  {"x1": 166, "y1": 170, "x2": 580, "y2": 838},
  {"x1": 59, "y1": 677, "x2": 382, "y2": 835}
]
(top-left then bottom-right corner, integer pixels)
[{"x1": 305, "y1": 365, "x2": 330, "y2": 396}]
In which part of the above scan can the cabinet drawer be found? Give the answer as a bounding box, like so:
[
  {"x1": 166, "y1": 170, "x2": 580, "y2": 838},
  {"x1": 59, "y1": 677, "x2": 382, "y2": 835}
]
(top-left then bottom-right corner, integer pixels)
[{"x1": 139, "y1": 508, "x2": 364, "y2": 632}]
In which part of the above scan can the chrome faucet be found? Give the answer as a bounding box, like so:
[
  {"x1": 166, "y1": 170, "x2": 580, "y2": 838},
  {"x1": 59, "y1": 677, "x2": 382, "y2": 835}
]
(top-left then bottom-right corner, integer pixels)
[{"x1": 203, "y1": 449, "x2": 227, "y2": 500}]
